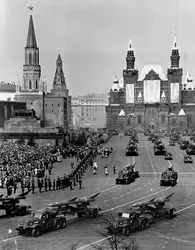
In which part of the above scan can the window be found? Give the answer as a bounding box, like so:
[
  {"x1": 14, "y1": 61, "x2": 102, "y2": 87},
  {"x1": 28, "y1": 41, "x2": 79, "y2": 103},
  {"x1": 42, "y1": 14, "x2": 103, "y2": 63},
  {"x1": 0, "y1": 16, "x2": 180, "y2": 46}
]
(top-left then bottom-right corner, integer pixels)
[
  {"x1": 137, "y1": 115, "x2": 142, "y2": 124},
  {"x1": 172, "y1": 119, "x2": 176, "y2": 126},
  {"x1": 52, "y1": 104, "x2": 53, "y2": 106},
  {"x1": 29, "y1": 80, "x2": 32, "y2": 89},
  {"x1": 45, "y1": 104, "x2": 47, "y2": 106},
  {"x1": 161, "y1": 114, "x2": 165, "y2": 124},
  {"x1": 58, "y1": 104, "x2": 60, "y2": 106},
  {"x1": 29, "y1": 53, "x2": 32, "y2": 65},
  {"x1": 35, "y1": 80, "x2": 38, "y2": 89}
]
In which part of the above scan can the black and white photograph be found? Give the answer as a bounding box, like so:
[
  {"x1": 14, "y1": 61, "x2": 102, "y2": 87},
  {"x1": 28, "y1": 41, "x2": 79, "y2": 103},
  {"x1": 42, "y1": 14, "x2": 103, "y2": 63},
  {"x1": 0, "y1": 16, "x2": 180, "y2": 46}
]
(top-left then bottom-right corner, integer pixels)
[{"x1": 0, "y1": 0, "x2": 195, "y2": 249}]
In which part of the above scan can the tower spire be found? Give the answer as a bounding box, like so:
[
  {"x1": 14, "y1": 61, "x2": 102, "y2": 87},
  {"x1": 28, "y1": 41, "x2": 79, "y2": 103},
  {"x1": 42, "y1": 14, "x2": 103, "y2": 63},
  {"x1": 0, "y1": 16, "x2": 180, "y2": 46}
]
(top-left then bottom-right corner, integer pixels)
[
  {"x1": 126, "y1": 36, "x2": 135, "y2": 69},
  {"x1": 26, "y1": 15, "x2": 37, "y2": 48},
  {"x1": 170, "y1": 33, "x2": 180, "y2": 68}
]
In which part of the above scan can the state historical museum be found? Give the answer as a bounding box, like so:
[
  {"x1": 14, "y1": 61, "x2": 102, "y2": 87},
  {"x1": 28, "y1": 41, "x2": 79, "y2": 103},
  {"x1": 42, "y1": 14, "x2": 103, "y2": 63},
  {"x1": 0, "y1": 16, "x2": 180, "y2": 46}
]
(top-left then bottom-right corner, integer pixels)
[{"x1": 106, "y1": 36, "x2": 195, "y2": 133}]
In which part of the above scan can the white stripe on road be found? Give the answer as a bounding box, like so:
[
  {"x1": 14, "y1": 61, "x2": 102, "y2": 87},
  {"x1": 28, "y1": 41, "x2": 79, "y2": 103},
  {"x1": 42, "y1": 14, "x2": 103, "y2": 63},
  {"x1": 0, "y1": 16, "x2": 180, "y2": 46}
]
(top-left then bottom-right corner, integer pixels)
[{"x1": 144, "y1": 143, "x2": 157, "y2": 180}]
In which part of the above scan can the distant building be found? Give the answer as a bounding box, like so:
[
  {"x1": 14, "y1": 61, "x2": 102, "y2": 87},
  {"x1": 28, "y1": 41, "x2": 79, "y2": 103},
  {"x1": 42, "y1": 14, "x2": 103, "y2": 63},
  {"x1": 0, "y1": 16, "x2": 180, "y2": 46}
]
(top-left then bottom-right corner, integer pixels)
[
  {"x1": 106, "y1": 36, "x2": 195, "y2": 132},
  {"x1": 0, "y1": 82, "x2": 16, "y2": 101},
  {"x1": 0, "y1": 101, "x2": 26, "y2": 127},
  {"x1": 14, "y1": 14, "x2": 71, "y2": 129},
  {"x1": 71, "y1": 94, "x2": 108, "y2": 129}
]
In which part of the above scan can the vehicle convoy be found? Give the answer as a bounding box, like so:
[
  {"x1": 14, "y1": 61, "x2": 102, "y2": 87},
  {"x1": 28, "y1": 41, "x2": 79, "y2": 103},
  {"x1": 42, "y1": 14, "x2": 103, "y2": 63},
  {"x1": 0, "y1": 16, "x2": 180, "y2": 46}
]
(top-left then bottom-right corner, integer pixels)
[
  {"x1": 0, "y1": 190, "x2": 31, "y2": 216},
  {"x1": 154, "y1": 143, "x2": 166, "y2": 155},
  {"x1": 107, "y1": 193, "x2": 176, "y2": 235},
  {"x1": 184, "y1": 154, "x2": 193, "y2": 163},
  {"x1": 16, "y1": 207, "x2": 66, "y2": 237},
  {"x1": 164, "y1": 151, "x2": 173, "y2": 160},
  {"x1": 115, "y1": 163, "x2": 139, "y2": 184},
  {"x1": 160, "y1": 166, "x2": 178, "y2": 186}
]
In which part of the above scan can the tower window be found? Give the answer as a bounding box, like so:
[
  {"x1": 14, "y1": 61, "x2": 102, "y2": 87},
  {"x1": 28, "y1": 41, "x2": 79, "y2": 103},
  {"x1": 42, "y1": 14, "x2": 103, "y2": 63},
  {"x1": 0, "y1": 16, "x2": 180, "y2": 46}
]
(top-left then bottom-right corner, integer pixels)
[
  {"x1": 138, "y1": 115, "x2": 142, "y2": 124},
  {"x1": 29, "y1": 53, "x2": 32, "y2": 65},
  {"x1": 161, "y1": 114, "x2": 165, "y2": 124},
  {"x1": 29, "y1": 80, "x2": 32, "y2": 89},
  {"x1": 35, "y1": 80, "x2": 38, "y2": 89}
]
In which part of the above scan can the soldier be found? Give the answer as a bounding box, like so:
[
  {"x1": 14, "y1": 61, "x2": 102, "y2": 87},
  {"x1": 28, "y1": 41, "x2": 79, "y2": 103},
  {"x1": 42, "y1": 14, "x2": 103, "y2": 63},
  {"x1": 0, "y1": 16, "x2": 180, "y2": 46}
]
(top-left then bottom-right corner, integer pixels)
[
  {"x1": 113, "y1": 165, "x2": 116, "y2": 174},
  {"x1": 31, "y1": 178, "x2": 35, "y2": 194},
  {"x1": 69, "y1": 179, "x2": 73, "y2": 190},
  {"x1": 38, "y1": 179, "x2": 42, "y2": 193},
  {"x1": 79, "y1": 178, "x2": 82, "y2": 189},
  {"x1": 44, "y1": 177, "x2": 48, "y2": 192},
  {"x1": 13, "y1": 181, "x2": 17, "y2": 194},
  {"x1": 56, "y1": 176, "x2": 60, "y2": 190},
  {"x1": 27, "y1": 179, "x2": 31, "y2": 192},
  {"x1": 21, "y1": 179, "x2": 25, "y2": 194},
  {"x1": 53, "y1": 179, "x2": 56, "y2": 191},
  {"x1": 48, "y1": 177, "x2": 52, "y2": 191}
]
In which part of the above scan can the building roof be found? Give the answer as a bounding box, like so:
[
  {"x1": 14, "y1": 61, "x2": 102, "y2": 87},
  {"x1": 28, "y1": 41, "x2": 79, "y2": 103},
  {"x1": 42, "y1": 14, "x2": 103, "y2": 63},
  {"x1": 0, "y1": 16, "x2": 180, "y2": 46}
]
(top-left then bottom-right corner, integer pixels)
[
  {"x1": 119, "y1": 109, "x2": 126, "y2": 116},
  {"x1": 173, "y1": 34, "x2": 179, "y2": 50},
  {"x1": 178, "y1": 108, "x2": 186, "y2": 116},
  {"x1": 128, "y1": 38, "x2": 133, "y2": 51},
  {"x1": 26, "y1": 15, "x2": 37, "y2": 48},
  {"x1": 138, "y1": 65, "x2": 167, "y2": 81},
  {"x1": 161, "y1": 91, "x2": 166, "y2": 98},
  {"x1": 138, "y1": 92, "x2": 142, "y2": 98}
]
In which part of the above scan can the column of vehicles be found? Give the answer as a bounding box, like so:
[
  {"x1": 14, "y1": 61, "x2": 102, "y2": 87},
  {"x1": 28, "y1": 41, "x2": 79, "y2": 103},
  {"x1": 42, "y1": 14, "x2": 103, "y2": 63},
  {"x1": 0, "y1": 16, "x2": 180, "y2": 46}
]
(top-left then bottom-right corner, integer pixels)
[
  {"x1": 125, "y1": 133, "x2": 139, "y2": 156},
  {"x1": 14, "y1": 190, "x2": 177, "y2": 238}
]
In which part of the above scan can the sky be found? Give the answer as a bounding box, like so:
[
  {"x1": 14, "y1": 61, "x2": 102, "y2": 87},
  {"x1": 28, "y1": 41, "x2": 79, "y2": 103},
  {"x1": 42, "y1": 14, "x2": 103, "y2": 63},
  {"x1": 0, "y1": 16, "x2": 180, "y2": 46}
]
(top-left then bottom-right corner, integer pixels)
[{"x1": 0, "y1": 0, "x2": 195, "y2": 96}]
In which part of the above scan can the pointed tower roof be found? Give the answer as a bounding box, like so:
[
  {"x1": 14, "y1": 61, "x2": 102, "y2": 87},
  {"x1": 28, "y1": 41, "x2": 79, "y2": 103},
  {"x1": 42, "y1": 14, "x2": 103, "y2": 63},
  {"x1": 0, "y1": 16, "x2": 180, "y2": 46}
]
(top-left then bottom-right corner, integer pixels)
[
  {"x1": 178, "y1": 108, "x2": 186, "y2": 116},
  {"x1": 128, "y1": 38, "x2": 133, "y2": 51},
  {"x1": 161, "y1": 91, "x2": 166, "y2": 98},
  {"x1": 57, "y1": 53, "x2": 62, "y2": 62},
  {"x1": 53, "y1": 53, "x2": 66, "y2": 85},
  {"x1": 111, "y1": 76, "x2": 120, "y2": 91},
  {"x1": 26, "y1": 15, "x2": 37, "y2": 48},
  {"x1": 172, "y1": 34, "x2": 179, "y2": 50},
  {"x1": 119, "y1": 109, "x2": 126, "y2": 117}
]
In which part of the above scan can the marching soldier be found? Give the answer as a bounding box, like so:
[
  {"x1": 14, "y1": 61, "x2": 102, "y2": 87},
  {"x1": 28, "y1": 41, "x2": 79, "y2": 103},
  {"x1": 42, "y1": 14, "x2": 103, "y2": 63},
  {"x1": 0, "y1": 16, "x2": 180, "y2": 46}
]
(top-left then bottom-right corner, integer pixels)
[
  {"x1": 21, "y1": 179, "x2": 25, "y2": 194},
  {"x1": 13, "y1": 181, "x2": 17, "y2": 194},
  {"x1": 69, "y1": 179, "x2": 73, "y2": 190}
]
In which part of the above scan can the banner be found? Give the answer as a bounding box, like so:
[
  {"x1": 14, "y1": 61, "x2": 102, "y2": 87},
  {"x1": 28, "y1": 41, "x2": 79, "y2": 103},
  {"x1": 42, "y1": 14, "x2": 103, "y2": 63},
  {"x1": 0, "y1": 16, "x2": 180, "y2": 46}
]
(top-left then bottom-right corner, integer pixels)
[
  {"x1": 126, "y1": 84, "x2": 134, "y2": 103},
  {"x1": 143, "y1": 80, "x2": 160, "y2": 103},
  {"x1": 171, "y1": 83, "x2": 179, "y2": 103}
]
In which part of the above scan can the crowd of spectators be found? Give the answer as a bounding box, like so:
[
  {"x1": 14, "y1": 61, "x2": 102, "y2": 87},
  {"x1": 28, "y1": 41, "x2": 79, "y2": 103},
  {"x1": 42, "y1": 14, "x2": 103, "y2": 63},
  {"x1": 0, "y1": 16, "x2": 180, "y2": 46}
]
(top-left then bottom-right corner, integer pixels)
[{"x1": 0, "y1": 133, "x2": 106, "y2": 196}]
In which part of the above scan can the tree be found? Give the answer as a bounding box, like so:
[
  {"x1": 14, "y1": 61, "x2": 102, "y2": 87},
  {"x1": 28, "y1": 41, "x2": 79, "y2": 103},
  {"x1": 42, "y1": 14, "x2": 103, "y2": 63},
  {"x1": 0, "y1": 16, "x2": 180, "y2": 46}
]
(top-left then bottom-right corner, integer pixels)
[{"x1": 92, "y1": 213, "x2": 139, "y2": 250}]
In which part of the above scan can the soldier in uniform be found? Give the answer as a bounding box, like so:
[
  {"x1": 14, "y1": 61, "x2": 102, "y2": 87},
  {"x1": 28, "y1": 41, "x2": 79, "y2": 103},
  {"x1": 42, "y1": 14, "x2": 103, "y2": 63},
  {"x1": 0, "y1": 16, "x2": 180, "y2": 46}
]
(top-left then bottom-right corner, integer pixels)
[
  {"x1": 79, "y1": 178, "x2": 82, "y2": 189},
  {"x1": 48, "y1": 177, "x2": 52, "y2": 191},
  {"x1": 113, "y1": 165, "x2": 116, "y2": 174},
  {"x1": 44, "y1": 177, "x2": 48, "y2": 192},
  {"x1": 69, "y1": 179, "x2": 73, "y2": 190},
  {"x1": 31, "y1": 178, "x2": 35, "y2": 194},
  {"x1": 13, "y1": 181, "x2": 17, "y2": 194},
  {"x1": 21, "y1": 179, "x2": 25, "y2": 194},
  {"x1": 53, "y1": 179, "x2": 56, "y2": 190}
]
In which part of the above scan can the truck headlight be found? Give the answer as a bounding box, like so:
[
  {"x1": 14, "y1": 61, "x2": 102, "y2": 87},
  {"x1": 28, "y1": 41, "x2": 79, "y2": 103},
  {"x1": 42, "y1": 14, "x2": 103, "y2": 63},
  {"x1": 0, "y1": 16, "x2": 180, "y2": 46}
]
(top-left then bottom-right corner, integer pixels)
[{"x1": 29, "y1": 222, "x2": 33, "y2": 226}]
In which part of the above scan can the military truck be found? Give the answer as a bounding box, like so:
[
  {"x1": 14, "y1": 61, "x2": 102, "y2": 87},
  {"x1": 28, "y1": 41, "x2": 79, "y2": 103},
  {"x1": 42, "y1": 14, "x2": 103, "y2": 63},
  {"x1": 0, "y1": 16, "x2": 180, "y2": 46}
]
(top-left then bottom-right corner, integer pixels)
[
  {"x1": 126, "y1": 144, "x2": 138, "y2": 156},
  {"x1": 115, "y1": 164, "x2": 139, "y2": 184},
  {"x1": 16, "y1": 207, "x2": 66, "y2": 237},
  {"x1": 154, "y1": 143, "x2": 166, "y2": 155},
  {"x1": 107, "y1": 193, "x2": 176, "y2": 235}
]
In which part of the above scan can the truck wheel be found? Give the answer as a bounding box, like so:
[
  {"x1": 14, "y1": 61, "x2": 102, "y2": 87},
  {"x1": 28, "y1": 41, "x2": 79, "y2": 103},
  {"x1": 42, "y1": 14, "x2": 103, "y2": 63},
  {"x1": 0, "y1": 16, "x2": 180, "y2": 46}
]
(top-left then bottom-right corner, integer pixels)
[
  {"x1": 77, "y1": 213, "x2": 82, "y2": 218},
  {"x1": 122, "y1": 227, "x2": 130, "y2": 236},
  {"x1": 92, "y1": 209, "x2": 98, "y2": 218},
  {"x1": 32, "y1": 227, "x2": 41, "y2": 237},
  {"x1": 170, "y1": 181, "x2": 174, "y2": 186},
  {"x1": 60, "y1": 219, "x2": 66, "y2": 229},
  {"x1": 6, "y1": 209, "x2": 11, "y2": 216},
  {"x1": 54, "y1": 221, "x2": 60, "y2": 230},
  {"x1": 21, "y1": 207, "x2": 27, "y2": 215},
  {"x1": 144, "y1": 219, "x2": 149, "y2": 228},
  {"x1": 160, "y1": 180, "x2": 163, "y2": 186},
  {"x1": 139, "y1": 220, "x2": 145, "y2": 230}
]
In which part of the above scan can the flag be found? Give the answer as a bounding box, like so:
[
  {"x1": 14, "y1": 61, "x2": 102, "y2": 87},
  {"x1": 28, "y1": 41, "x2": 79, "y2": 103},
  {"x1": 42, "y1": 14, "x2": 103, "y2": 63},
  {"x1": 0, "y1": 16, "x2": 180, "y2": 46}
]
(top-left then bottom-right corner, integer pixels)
[
  {"x1": 8, "y1": 229, "x2": 12, "y2": 234},
  {"x1": 15, "y1": 239, "x2": 18, "y2": 250}
]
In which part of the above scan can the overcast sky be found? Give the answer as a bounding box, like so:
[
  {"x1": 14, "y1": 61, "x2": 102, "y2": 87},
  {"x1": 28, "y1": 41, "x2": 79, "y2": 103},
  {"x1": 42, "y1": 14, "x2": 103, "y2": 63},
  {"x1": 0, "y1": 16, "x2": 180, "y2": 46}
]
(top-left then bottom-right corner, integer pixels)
[{"x1": 0, "y1": 0, "x2": 195, "y2": 96}]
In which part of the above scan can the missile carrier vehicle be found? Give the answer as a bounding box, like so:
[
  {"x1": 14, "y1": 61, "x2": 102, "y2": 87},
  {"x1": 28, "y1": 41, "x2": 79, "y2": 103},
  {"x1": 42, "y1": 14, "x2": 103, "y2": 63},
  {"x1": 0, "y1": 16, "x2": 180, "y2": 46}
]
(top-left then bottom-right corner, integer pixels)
[
  {"x1": 154, "y1": 143, "x2": 166, "y2": 155},
  {"x1": 160, "y1": 168, "x2": 178, "y2": 186},
  {"x1": 115, "y1": 163, "x2": 139, "y2": 184},
  {"x1": 107, "y1": 193, "x2": 176, "y2": 235}
]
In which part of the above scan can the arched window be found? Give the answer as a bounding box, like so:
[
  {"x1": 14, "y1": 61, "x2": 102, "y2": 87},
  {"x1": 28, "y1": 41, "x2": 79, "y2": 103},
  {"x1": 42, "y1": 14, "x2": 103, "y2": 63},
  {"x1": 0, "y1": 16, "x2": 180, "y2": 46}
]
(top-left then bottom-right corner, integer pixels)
[
  {"x1": 172, "y1": 119, "x2": 176, "y2": 126},
  {"x1": 29, "y1": 80, "x2": 32, "y2": 89},
  {"x1": 138, "y1": 115, "x2": 142, "y2": 125},
  {"x1": 161, "y1": 114, "x2": 165, "y2": 124},
  {"x1": 29, "y1": 53, "x2": 32, "y2": 65},
  {"x1": 35, "y1": 80, "x2": 38, "y2": 89}
]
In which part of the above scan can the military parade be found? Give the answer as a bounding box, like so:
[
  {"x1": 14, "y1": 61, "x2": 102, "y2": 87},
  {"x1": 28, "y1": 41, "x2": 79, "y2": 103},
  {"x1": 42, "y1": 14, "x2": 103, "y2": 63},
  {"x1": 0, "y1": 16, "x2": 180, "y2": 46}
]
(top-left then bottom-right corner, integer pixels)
[{"x1": 2, "y1": 1, "x2": 195, "y2": 249}]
